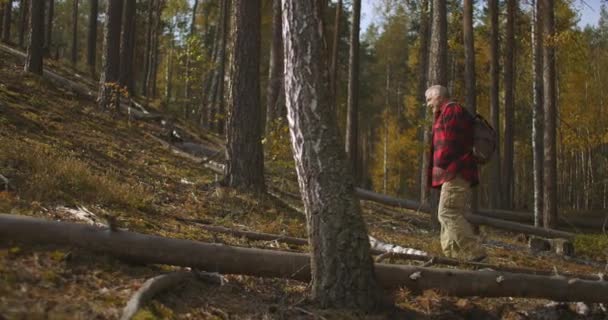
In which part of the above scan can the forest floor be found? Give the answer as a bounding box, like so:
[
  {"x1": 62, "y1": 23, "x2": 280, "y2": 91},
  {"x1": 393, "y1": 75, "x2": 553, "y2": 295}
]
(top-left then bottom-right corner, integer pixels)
[{"x1": 1, "y1": 46, "x2": 608, "y2": 320}]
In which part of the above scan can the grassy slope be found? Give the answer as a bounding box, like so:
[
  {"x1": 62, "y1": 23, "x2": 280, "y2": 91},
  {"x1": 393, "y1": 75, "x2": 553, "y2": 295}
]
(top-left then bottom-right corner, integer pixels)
[{"x1": 0, "y1": 48, "x2": 606, "y2": 319}]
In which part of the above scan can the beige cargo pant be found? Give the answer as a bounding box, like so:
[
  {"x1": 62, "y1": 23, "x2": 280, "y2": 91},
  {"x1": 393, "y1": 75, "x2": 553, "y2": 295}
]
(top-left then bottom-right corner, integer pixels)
[{"x1": 438, "y1": 175, "x2": 486, "y2": 260}]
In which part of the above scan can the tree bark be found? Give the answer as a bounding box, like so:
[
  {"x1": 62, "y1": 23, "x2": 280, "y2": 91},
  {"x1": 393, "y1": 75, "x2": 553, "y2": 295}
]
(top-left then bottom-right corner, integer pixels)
[
  {"x1": 24, "y1": 0, "x2": 43, "y2": 75},
  {"x1": 0, "y1": 3, "x2": 4, "y2": 42},
  {"x1": 463, "y1": 0, "x2": 477, "y2": 210},
  {"x1": 184, "y1": 0, "x2": 198, "y2": 100},
  {"x1": 18, "y1": 0, "x2": 28, "y2": 47},
  {"x1": 87, "y1": 0, "x2": 98, "y2": 76},
  {"x1": 224, "y1": 0, "x2": 265, "y2": 192},
  {"x1": 70, "y1": 0, "x2": 78, "y2": 64},
  {"x1": 489, "y1": 0, "x2": 502, "y2": 208},
  {"x1": 329, "y1": 0, "x2": 341, "y2": 109},
  {"x1": 119, "y1": 0, "x2": 136, "y2": 95},
  {"x1": 44, "y1": 0, "x2": 54, "y2": 56},
  {"x1": 425, "y1": 0, "x2": 447, "y2": 228},
  {"x1": 2, "y1": 214, "x2": 607, "y2": 302},
  {"x1": 282, "y1": 0, "x2": 381, "y2": 310},
  {"x1": 532, "y1": 0, "x2": 544, "y2": 227},
  {"x1": 418, "y1": 0, "x2": 430, "y2": 202},
  {"x1": 148, "y1": 2, "x2": 162, "y2": 98},
  {"x1": 503, "y1": 0, "x2": 516, "y2": 209},
  {"x1": 141, "y1": 0, "x2": 153, "y2": 96},
  {"x1": 427, "y1": 0, "x2": 447, "y2": 86},
  {"x1": 265, "y1": 0, "x2": 285, "y2": 131},
  {"x1": 542, "y1": 0, "x2": 557, "y2": 228},
  {"x1": 345, "y1": 0, "x2": 360, "y2": 184},
  {"x1": 97, "y1": 0, "x2": 123, "y2": 111},
  {"x1": 1, "y1": 0, "x2": 11, "y2": 43},
  {"x1": 213, "y1": 0, "x2": 229, "y2": 135}
]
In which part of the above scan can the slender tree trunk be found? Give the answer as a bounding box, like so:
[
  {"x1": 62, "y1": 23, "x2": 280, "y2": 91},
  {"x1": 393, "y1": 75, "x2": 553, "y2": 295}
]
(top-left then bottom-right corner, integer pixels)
[
  {"x1": 265, "y1": 0, "x2": 285, "y2": 131},
  {"x1": 71, "y1": 0, "x2": 78, "y2": 64},
  {"x1": 98, "y1": 0, "x2": 123, "y2": 111},
  {"x1": 282, "y1": 0, "x2": 381, "y2": 310},
  {"x1": 503, "y1": 0, "x2": 516, "y2": 209},
  {"x1": 532, "y1": 0, "x2": 544, "y2": 227},
  {"x1": 119, "y1": 0, "x2": 136, "y2": 95},
  {"x1": 489, "y1": 0, "x2": 502, "y2": 208},
  {"x1": 418, "y1": 0, "x2": 430, "y2": 202},
  {"x1": 18, "y1": 0, "x2": 27, "y2": 47},
  {"x1": 44, "y1": 0, "x2": 54, "y2": 56},
  {"x1": 203, "y1": 19, "x2": 221, "y2": 129},
  {"x1": 428, "y1": 0, "x2": 447, "y2": 86},
  {"x1": 148, "y1": 1, "x2": 163, "y2": 98},
  {"x1": 426, "y1": 0, "x2": 447, "y2": 228},
  {"x1": 542, "y1": 0, "x2": 557, "y2": 228},
  {"x1": 184, "y1": 0, "x2": 198, "y2": 100},
  {"x1": 24, "y1": 0, "x2": 44, "y2": 75},
  {"x1": 0, "y1": 3, "x2": 4, "y2": 41},
  {"x1": 87, "y1": 0, "x2": 98, "y2": 76},
  {"x1": 345, "y1": 0, "x2": 360, "y2": 183},
  {"x1": 463, "y1": 0, "x2": 476, "y2": 209},
  {"x1": 2, "y1": 0, "x2": 11, "y2": 43},
  {"x1": 141, "y1": 0, "x2": 154, "y2": 96},
  {"x1": 214, "y1": 0, "x2": 229, "y2": 135},
  {"x1": 329, "y1": 0, "x2": 341, "y2": 109},
  {"x1": 164, "y1": 30, "x2": 174, "y2": 103},
  {"x1": 383, "y1": 65, "x2": 390, "y2": 194},
  {"x1": 224, "y1": 0, "x2": 265, "y2": 192}
]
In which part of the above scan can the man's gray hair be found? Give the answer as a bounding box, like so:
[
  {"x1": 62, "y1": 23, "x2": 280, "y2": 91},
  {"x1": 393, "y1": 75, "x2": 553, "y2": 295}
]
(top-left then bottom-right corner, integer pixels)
[{"x1": 425, "y1": 85, "x2": 449, "y2": 99}]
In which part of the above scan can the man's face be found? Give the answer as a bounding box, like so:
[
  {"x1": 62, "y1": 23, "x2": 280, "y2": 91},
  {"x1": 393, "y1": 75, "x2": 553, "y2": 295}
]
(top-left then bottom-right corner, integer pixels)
[{"x1": 426, "y1": 93, "x2": 442, "y2": 109}]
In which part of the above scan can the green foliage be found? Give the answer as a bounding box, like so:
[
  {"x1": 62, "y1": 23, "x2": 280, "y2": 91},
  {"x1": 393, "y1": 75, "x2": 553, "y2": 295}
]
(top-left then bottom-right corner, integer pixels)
[
  {"x1": 263, "y1": 119, "x2": 293, "y2": 171},
  {"x1": 0, "y1": 139, "x2": 151, "y2": 210},
  {"x1": 573, "y1": 234, "x2": 608, "y2": 260}
]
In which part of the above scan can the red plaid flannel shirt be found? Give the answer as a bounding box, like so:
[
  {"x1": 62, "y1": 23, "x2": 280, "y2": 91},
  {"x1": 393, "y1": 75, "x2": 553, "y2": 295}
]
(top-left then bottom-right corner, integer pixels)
[{"x1": 427, "y1": 101, "x2": 479, "y2": 189}]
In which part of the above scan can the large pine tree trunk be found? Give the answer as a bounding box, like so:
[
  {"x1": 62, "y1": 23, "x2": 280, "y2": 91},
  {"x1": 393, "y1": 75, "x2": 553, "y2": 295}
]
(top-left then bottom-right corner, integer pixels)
[
  {"x1": 489, "y1": 0, "x2": 502, "y2": 208},
  {"x1": 503, "y1": 0, "x2": 516, "y2": 209},
  {"x1": 24, "y1": 0, "x2": 43, "y2": 75},
  {"x1": 44, "y1": 0, "x2": 54, "y2": 56},
  {"x1": 345, "y1": 0, "x2": 360, "y2": 183},
  {"x1": 282, "y1": 0, "x2": 381, "y2": 310},
  {"x1": 542, "y1": 0, "x2": 557, "y2": 228},
  {"x1": 70, "y1": 0, "x2": 78, "y2": 64},
  {"x1": 224, "y1": 0, "x2": 265, "y2": 192},
  {"x1": 265, "y1": 0, "x2": 285, "y2": 131},
  {"x1": 418, "y1": 0, "x2": 430, "y2": 202},
  {"x1": 1, "y1": 0, "x2": 11, "y2": 43},
  {"x1": 87, "y1": 0, "x2": 98, "y2": 76},
  {"x1": 119, "y1": 0, "x2": 136, "y2": 95},
  {"x1": 532, "y1": 0, "x2": 544, "y2": 227},
  {"x1": 98, "y1": 0, "x2": 123, "y2": 111},
  {"x1": 463, "y1": 0, "x2": 476, "y2": 209},
  {"x1": 18, "y1": 0, "x2": 27, "y2": 47}
]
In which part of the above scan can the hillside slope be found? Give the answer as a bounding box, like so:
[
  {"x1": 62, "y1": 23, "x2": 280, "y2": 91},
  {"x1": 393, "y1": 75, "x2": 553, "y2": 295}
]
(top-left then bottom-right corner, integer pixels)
[{"x1": 1, "y1": 47, "x2": 606, "y2": 319}]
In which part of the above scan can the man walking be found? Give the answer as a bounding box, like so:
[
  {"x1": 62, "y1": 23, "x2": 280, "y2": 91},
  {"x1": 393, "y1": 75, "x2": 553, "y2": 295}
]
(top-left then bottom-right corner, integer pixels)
[{"x1": 426, "y1": 85, "x2": 486, "y2": 261}]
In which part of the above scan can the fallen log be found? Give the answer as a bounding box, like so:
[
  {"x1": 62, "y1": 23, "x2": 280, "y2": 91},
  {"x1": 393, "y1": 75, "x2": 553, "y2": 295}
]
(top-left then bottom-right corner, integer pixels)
[
  {"x1": 178, "y1": 218, "x2": 600, "y2": 280},
  {"x1": 355, "y1": 188, "x2": 575, "y2": 240},
  {"x1": 120, "y1": 271, "x2": 195, "y2": 320},
  {"x1": 2, "y1": 214, "x2": 607, "y2": 302}
]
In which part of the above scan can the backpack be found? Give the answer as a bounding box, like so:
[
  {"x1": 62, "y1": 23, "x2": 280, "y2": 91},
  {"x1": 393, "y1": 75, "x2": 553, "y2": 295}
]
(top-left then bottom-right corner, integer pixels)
[
  {"x1": 445, "y1": 102, "x2": 496, "y2": 165},
  {"x1": 470, "y1": 112, "x2": 496, "y2": 164}
]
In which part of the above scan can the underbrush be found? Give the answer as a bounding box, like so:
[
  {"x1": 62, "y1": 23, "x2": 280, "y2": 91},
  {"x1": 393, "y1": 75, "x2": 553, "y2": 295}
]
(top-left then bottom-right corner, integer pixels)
[{"x1": 0, "y1": 138, "x2": 151, "y2": 211}]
